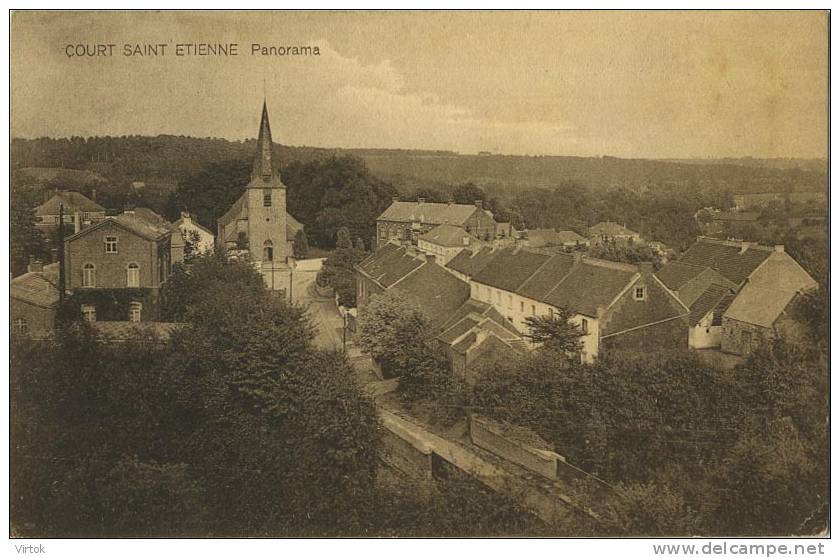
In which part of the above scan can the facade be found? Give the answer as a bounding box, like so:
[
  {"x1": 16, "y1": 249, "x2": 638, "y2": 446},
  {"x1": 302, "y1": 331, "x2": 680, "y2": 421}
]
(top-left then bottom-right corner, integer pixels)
[
  {"x1": 587, "y1": 222, "x2": 641, "y2": 245},
  {"x1": 416, "y1": 224, "x2": 476, "y2": 264},
  {"x1": 10, "y1": 262, "x2": 60, "y2": 339},
  {"x1": 35, "y1": 190, "x2": 106, "y2": 232},
  {"x1": 173, "y1": 212, "x2": 216, "y2": 256},
  {"x1": 217, "y1": 101, "x2": 301, "y2": 290},
  {"x1": 376, "y1": 198, "x2": 497, "y2": 248},
  {"x1": 64, "y1": 213, "x2": 172, "y2": 322},
  {"x1": 465, "y1": 247, "x2": 687, "y2": 362}
]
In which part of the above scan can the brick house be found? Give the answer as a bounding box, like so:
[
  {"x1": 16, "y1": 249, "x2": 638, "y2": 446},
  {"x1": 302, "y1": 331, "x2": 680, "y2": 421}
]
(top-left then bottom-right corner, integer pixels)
[
  {"x1": 64, "y1": 213, "x2": 172, "y2": 322},
  {"x1": 10, "y1": 261, "x2": 60, "y2": 339},
  {"x1": 376, "y1": 198, "x2": 497, "y2": 248}
]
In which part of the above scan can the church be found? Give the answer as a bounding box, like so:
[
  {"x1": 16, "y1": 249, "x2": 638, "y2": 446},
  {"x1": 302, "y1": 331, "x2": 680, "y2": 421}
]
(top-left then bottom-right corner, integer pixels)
[{"x1": 217, "y1": 101, "x2": 302, "y2": 290}]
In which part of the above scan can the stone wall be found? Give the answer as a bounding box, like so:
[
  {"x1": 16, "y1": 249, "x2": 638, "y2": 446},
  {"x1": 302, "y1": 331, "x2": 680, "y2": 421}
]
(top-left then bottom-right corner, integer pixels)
[
  {"x1": 721, "y1": 316, "x2": 771, "y2": 356},
  {"x1": 470, "y1": 415, "x2": 562, "y2": 481}
]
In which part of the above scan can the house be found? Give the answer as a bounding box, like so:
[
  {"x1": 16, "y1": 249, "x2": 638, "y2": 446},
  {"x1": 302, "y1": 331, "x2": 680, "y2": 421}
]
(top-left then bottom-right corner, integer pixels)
[
  {"x1": 417, "y1": 224, "x2": 476, "y2": 264},
  {"x1": 63, "y1": 212, "x2": 173, "y2": 323},
  {"x1": 35, "y1": 190, "x2": 106, "y2": 232},
  {"x1": 355, "y1": 243, "x2": 471, "y2": 332},
  {"x1": 172, "y1": 212, "x2": 215, "y2": 256},
  {"x1": 434, "y1": 299, "x2": 527, "y2": 383},
  {"x1": 376, "y1": 198, "x2": 497, "y2": 248},
  {"x1": 217, "y1": 101, "x2": 302, "y2": 290},
  {"x1": 124, "y1": 207, "x2": 186, "y2": 264},
  {"x1": 524, "y1": 229, "x2": 590, "y2": 249},
  {"x1": 467, "y1": 247, "x2": 688, "y2": 362},
  {"x1": 587, "y1": 222, "x2": 641, "y2": 244},
  {"x1": 658, "y1": 237, "x2": 818, "y2": 356},
  {"x1": 10, "y1": 261, "x2": 60, "y2": 339}
]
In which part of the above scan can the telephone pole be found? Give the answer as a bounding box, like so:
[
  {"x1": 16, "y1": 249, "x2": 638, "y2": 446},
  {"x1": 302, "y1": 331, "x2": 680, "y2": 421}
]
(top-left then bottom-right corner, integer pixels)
[{"x1": 57, "y1": 203, "x2": 66, "y2": 305}]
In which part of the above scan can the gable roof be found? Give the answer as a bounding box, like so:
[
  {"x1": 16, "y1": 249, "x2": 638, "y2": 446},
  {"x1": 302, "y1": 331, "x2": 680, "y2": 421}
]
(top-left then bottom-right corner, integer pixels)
[
  {"x1": 688, "y1": 283, "x2": 735, "y2": 326},
  {"x1": 724, "y1": 284, "x2": 798, "y2": 329},
  {"x1": 517, "y1": 253, "x2": 577, "y2": 300},
  {"x1": 173, "y1": 215, "x2": 215, "y2": 237},
  {"x1": 36, "y1": 190, "x2": 105, "y2": 216},
  {"x1": 656, "y1": 261, "x2": 709, "y2": 291},
  {"x1": 445, "y1": 246, "x2": 498, "y2": 278},
  {"x1": 392, "y1": 261, "x2": 471, "y2": 331},
  {"x1": 542, "y1": 259, "x2": 638, "y2": 317},
  {"x1": 378, "y1": 201, "x2": 480, "y2": 225},
  {"x1": 66, "y1": 214, "x2": 171, "y2": 243},
  {"x1": 588, "y1": 221, "x2": 639, "y2": 237},
  {"x1": 472, "y1": 247, "x2": 553, "y2": 293},
  {"x1": 419, "y1": 224, "x2": 474, "y2": 247},
  {"x1": 11, "y1": 271, "x2": 60, "y2": 308},
  {"x1": 356, "y1": 243, "x2": 424, "y2": 288},
  {"x1": 678, "y1": 238, "x2": 773, "y2": 285}
]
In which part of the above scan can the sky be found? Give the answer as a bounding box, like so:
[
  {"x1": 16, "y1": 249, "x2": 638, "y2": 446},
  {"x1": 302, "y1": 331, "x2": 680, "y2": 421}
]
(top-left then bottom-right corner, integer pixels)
[{"x1": 10, "y1": 11, "x2": 828, "y2": 159}]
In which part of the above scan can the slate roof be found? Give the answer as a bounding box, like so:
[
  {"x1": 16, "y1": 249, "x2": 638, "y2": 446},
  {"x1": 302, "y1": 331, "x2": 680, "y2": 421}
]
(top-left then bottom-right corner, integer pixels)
[
  {"x1": 36, "y1": 191, "x2": 105, "y2": 216},
  {"x1": 517, "y1": 253, "x2": 577, "y2": 300},
  {"x1": 600, "y1": 273, "x2": 689, "y2": 337},
  {"x1": 113, "y1": 214, "x2": 172, "y2": 240},
  {"x1": 472, "y1": 247, "x2": 552, "y2": 292},
  {"x1": 392, "y1": 261, "x2": 471, "y2": 331},
  {"x1": 445, "y1": 246, "x2": 498, "y2": 278},
  {"x1": 378, "y1": 201, "x2": 480, "y2": 225},
  {"x1": 688, "y1": 283, "x2": 734, "y2": 326},
  {"x1": 130, "y1": 208, "x2": 169, "y2": 225},
  {"x1": 419, "y1": 224, "x2": 474, "y2": 247},
  {"x1": 656, "y1": 261, "x2": 708, "y2": 290},
  {"x1": 711, "y1": 212, "x2": 760, "y2": 222},
  {"x1": 678, "y1": 238, "x2": 772, "y2": 285},
  {"x1": 356, "y1": 243, "x2": 424, "y2": 288},
  {"x1": 10, "y1": 271, "x2": 60, "y2": 308},
  {"x1": 543, "y1": 260, "x2": 638, "y2": 317},
  {"x1": 438, "y1": 299, "x2": 521, "y2": 338},
  {"x1": 588, "y1": 221, "x2": 639, "y2": 237}
]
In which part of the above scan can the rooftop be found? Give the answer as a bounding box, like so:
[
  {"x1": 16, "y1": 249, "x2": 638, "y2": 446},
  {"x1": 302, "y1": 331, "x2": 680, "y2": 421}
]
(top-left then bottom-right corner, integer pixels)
[
  {"x1": 36, "y1": 190, "x2": 105, "y2": 216},
  {"x1": 378, "y1": 200, "x2": 481, "y2": 225},
  {"x1": 11, "y1": 270, "x2": 60, "y2": 308},
  {"x1": 588, "y1": 221, "x2": 639, "y2": 237},
  {"x1": 418, "y1": 224, "x2": 474, "y2": 247},
  {"x1": 677, "y1": 238, "x2": 773, "y2": 285}
]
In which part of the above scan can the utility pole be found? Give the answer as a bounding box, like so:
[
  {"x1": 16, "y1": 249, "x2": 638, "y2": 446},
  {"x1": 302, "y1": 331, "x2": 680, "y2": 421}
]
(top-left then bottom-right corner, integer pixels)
[
  {"x1": 57, "y1": 203, "x2": 66, "y2": 305},
  {"x1": 342, "y1": 312, "x2": 347, "y2": 353},
  {"x1": 288, "y1": 268, "x2": 293, "y2": 303}
]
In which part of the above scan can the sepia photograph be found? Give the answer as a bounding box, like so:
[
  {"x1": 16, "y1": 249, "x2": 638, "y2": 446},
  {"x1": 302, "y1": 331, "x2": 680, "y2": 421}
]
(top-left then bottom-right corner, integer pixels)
[{"x1": 7, "y1": 8, "x2": 830, "y2": 544}]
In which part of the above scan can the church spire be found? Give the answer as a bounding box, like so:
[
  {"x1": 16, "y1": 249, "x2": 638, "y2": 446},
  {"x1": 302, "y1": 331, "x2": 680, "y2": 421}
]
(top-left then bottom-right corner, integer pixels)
[{"x1": 252, "y1": 100, "x2": 277, "y2": 183}]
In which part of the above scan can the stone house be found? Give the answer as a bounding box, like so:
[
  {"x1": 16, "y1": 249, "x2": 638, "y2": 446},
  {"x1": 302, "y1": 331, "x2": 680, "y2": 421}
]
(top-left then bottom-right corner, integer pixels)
[
  {"x1": 657, "y1": 237, "x2": 818, "y2": 356},
  {"x1": 376, "y1": 198, "x2": 497, "y2": 248},
  {"x1": 64, "y1": 213, "x2": 173, "y2": 323},
  {"x1": 10, "y1": 261, "x2": 60, "y2": 339}
]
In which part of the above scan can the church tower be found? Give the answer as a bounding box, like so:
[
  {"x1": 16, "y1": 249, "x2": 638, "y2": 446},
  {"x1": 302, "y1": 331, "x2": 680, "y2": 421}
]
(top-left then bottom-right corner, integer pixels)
[{"x1": 245, "y1": 101, "x2": 288, "y2": 276}]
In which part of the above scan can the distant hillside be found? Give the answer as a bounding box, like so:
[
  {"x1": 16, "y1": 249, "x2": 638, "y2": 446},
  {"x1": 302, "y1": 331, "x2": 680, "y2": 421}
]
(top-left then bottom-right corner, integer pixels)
[{"x1": 10, "y1": 136, "x2": 826, "y2": 199}]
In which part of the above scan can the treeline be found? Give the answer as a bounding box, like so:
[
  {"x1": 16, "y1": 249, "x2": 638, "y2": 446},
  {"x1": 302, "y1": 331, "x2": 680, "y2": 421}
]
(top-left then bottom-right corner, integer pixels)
[{"x1": 11, "y1": 254, "x2": 548, "y2": 537}]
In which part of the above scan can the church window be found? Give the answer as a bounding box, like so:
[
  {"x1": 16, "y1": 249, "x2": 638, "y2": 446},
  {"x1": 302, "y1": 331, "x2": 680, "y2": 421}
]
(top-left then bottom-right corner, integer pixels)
[
  {"x1": 263, "y1": 240, "x2": 274, "y2": 262},
  {"x1": 263, "y1": 189, "x2": 272, "y2": 207}
]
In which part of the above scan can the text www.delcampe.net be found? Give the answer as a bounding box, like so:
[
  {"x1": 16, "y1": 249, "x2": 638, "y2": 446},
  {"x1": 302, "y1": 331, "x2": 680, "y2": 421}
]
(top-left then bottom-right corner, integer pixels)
[{"x1": 652, "y1": 543, "x2": 826, "y2": 557}]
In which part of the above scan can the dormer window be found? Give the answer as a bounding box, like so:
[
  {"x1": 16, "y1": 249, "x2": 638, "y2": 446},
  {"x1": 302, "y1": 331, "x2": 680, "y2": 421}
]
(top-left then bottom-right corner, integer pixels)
[
  {"x1": 634, "y1": 286, "x2": 647, "y2": 301},
  {"x1": 263, "y1": 189, "x2": 272, "y2": 207}
]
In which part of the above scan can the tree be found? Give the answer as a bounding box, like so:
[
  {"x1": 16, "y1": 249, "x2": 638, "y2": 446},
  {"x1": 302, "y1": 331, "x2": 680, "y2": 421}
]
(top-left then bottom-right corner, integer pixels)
[
  {"x1": 167, "y1": 158, "x2": 251, "y2": 233},
  {"x1": 451, "y1": 182, "x2": 486, "y2": 204},
  {"x1": 319, "y1": 226, "x2": 367, "y2": 307},
  {"x1": 293, "y1": 229, "x2": 309, "y2": 259},
  {"x1": 182, "y1": 229, "x2": 202, "y2": 262},
  {"x1": 524, "y1": 308, "x2": 584, "y2": 359},
  {"x1": 10, "y1": 186, "x2": 49, "y2": 277},
  {"x1": 356, "y1": 291, "x2": 429, "y2": 378}
]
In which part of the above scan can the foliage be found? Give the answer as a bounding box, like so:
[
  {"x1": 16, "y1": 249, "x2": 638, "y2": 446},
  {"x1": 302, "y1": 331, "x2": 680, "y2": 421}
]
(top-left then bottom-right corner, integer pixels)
[
  {"x1": 166, "y1": 157, "x2": 251, "y2": 232},
  {"x1": 182, "y1": 229, "x2": 202, "y2": 262},
  {"x1": 10, "y1": 186, "x2": 49, "y2": 277},
  {"x1": 586, "y1": 241, "x2": 662, "y2": 267},
  {"x1": 524, "y1": 308, "x2": 584, "y2": 359},
  {"x1": 356, "y1": 291, "x2": 429, "y2": 378},
  {"x1": 292, "y1": 229, "x2": 309, "y2": 259},
  {"x1": 319, "y1": 226, "x2": 368, "y2": 307}
]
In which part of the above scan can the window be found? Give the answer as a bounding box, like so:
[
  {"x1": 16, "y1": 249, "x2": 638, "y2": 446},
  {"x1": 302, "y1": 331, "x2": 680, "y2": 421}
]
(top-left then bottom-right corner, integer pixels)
[
  {"x1": 634, "y1": 286, "x2": 646, "y2": 300},
  {"x1": 105, "y1": 236, "x2": 118, "y2": 253},
  {"x1": 531, "y1": 305, "x2": 536, "y2": 316},
  {"x1": 263, "y1": 240, "x2": 274, "y2": 262},
  {"x1": 520, "y1": 301, "x2": 524, "y2": 313},
  {"x1": 263, "y1": 189, "x2": 272, "y2": 207},
  {"x1": 508, "y1": 294, "x2": 513, "y2": 309},
  {"x1": 129, "y1": 302, "x2": 142, "y2": 323},
  {"x1": 549, "y1": 307, "x2": 554, "y2": 319},
  {"x1": 82, "y1": 263, "x2": 96, "y2": 287},
  {"x1": 127, "y1": 263, "x2": 140, "y2": 287},
  {"x1": 12, "y1": 319, "x2": 28, "y2": 334},
  {"x1": 581, "y1": 318, "x2": 589, "y2": 335},
  {"x1": 81, "y1": 304, "x2": 96, "y2": 323}
]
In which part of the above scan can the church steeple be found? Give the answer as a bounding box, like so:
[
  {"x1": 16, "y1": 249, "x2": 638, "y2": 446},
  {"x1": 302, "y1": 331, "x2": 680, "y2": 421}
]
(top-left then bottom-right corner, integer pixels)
[{"x1": 251, "y1": 100, "x2": 279, "y2": 184}]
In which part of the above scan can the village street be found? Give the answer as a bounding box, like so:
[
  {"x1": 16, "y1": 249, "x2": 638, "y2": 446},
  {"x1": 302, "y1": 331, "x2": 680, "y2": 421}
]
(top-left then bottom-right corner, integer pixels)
[{"x1": 289, "y1": 261, "x2": 346, "y2": 351}]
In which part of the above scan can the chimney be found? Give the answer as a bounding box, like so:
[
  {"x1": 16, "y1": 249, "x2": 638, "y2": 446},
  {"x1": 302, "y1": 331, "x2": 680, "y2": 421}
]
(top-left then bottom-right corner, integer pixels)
[
  {"x1": 27, "y1": 257, "x2": 43, "y2": 273},
  {"x1": 425, "y1": 253, "x2": 436, "y2": 265},
  {"x1": 774, "y1": 245, "x2": 785, "y2": 253},
  {"x1": 417, "y1": 197, "x2": 425, "y2": 204},
  {"x1": 475, "y1": 199, "x2": 483, "y2": 209},
  {"x1": 74, "y1": 211, "x2": 81, "y2": 234},
  {"x1": 91, "y1": 188, "x2": 97, "y2": 202},
  {"x1": 639, "y1": 261, "x2": 653, "y2": 274},
  {"x1": 181, "y1": 211, "x2": 191, "y2": 224}
]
